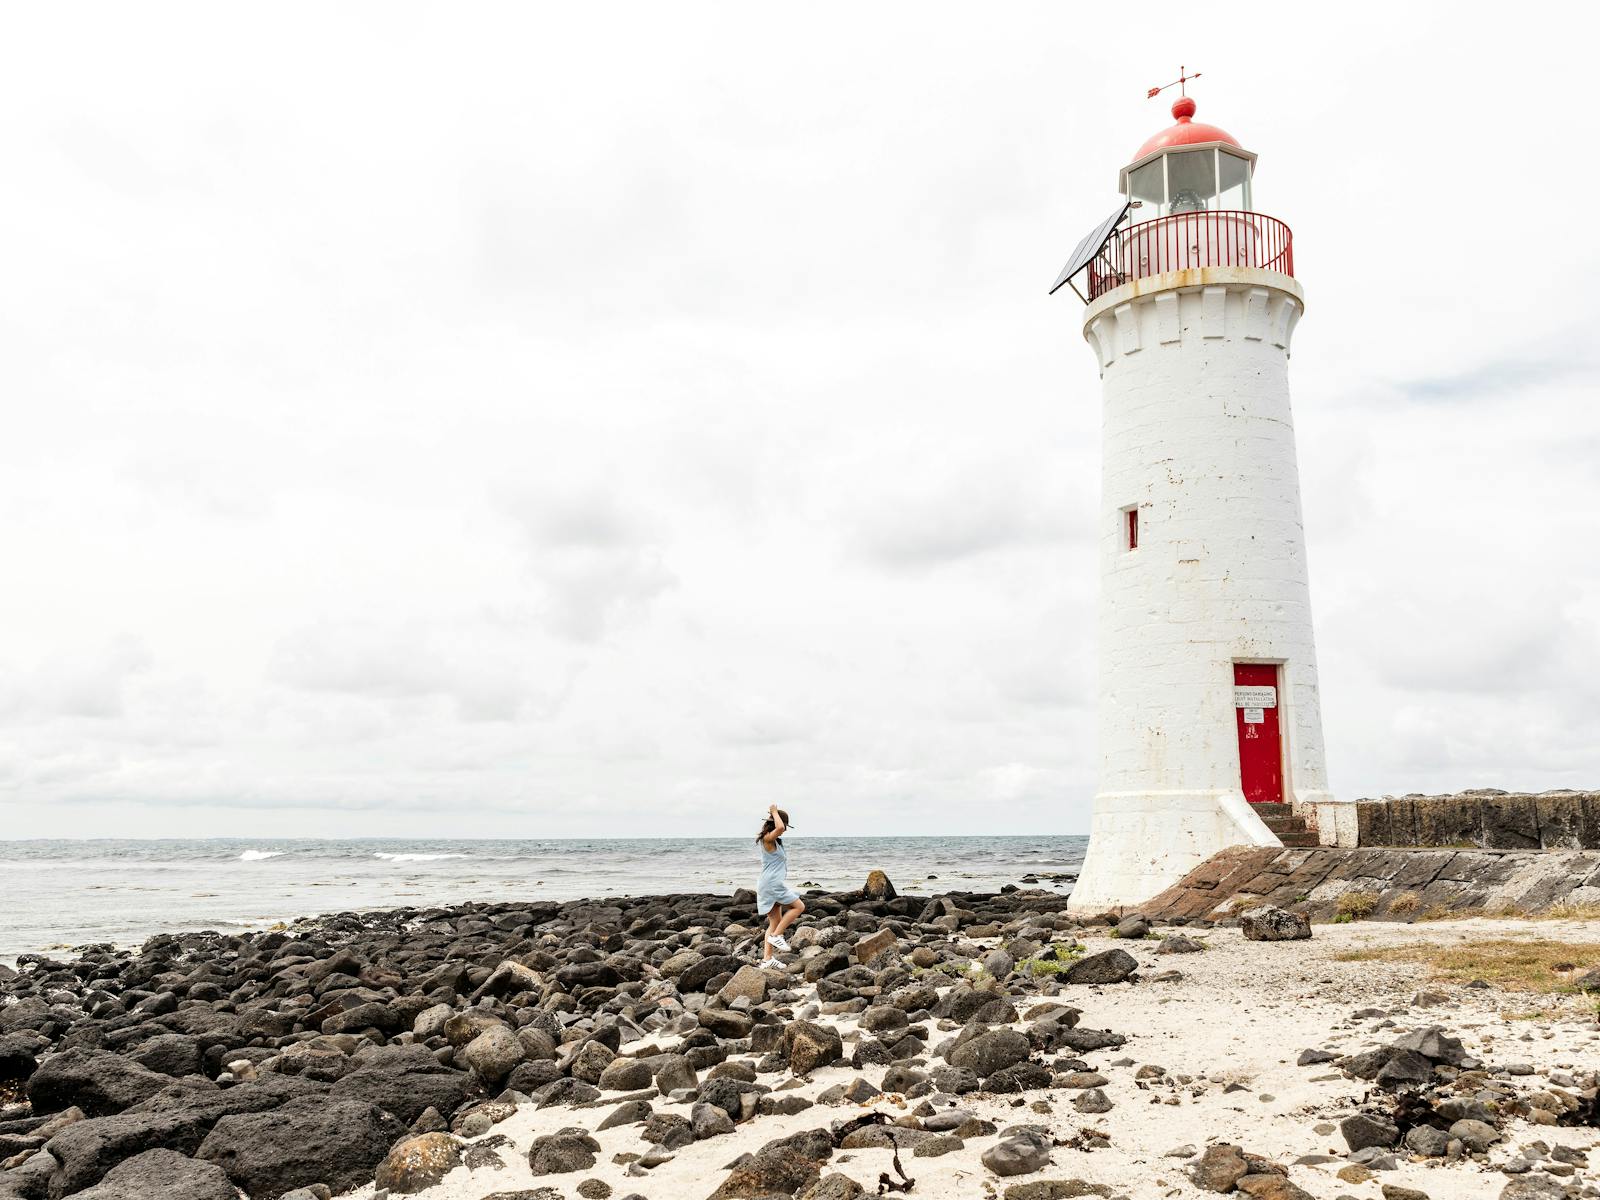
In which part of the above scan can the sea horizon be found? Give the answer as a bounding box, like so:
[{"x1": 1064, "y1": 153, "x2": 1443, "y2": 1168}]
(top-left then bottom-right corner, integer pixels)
[{"x1": 0, "y1": 833, "x2": 1087, "y2": 963}]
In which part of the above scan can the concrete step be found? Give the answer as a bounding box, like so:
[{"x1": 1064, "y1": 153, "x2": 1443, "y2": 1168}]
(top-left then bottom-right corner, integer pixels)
[
  {"x1": 1275, "y1": 831, "x2": 1321, "y2": 847},
  {"x1": 1260, "y1": 813, "x2": 1307, "y2": 829},
  {"x1": 1251, "y1": 802, "x2": 1296, "y2": 818}
]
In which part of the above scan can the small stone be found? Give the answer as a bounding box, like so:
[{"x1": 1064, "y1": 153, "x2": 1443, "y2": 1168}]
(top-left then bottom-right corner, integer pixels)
[
  {"x1": 1189, "y1": 1144, "x2": 1249, "y2": 1193},
  {"x1": 1070, "y1": 1088, "x2": 1113, "y2": 1114},
  {"x1": 1234, "y1": 1176, "x2": 1313, "y2": 1200},
  {"x1": 1114, "y1": 915, "x2": 1149, "y2": 940},
  {"x1": 1340, "y1": 1114, "x2": 1398, "y2": 1152},
  {"x1": 1004, "y1": 1182, "x2": 1112, "y2": 1200},
  {"x1": 1061, "y1": 949, "x2": 1137, "y2": 986},
  {"x1": 1404, "y1": 1126, "x2": 1450, "y2": 1157},
  {"x1": 1239, "y1": 906, "x2": 1311, "y2": 941},
  {"x1": 982, "y1": 1132, "x2": 1052, "y2": 1177},
  {"x1": 1448, "y1": 1118, "x2": 1500, "y2": 1153},
  {"x1": 799, "y1": 1175, "x2": 867, "y2": 1200}
]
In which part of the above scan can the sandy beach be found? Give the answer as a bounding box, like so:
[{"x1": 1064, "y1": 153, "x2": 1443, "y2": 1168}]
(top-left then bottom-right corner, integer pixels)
[
  {"x1": 1, "y1": 885, "x2": 1596, "y2": 1200},
  {"x1": 339, "y1": 916, "x2": 1600, "y2": 1200}
]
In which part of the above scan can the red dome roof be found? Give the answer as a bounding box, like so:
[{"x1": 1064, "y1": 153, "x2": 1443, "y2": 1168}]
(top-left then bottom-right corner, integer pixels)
[{"x1": 1132, "y1": 97, "x2": 1241, "y2": 162}]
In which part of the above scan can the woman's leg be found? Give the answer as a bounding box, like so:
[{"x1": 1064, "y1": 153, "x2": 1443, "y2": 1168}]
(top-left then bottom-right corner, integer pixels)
[
  {"x1": 762, "y1": 905, "x2": 780, "y2": 959},
  {"x1": 772, "y1": 897, "x2": 806, "y2": 937}
]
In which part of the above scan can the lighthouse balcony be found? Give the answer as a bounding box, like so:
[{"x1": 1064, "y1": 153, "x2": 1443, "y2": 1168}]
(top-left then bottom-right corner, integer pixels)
[{"x1": 1087, "y1": 210, "x2": 1293, "y2": 301}]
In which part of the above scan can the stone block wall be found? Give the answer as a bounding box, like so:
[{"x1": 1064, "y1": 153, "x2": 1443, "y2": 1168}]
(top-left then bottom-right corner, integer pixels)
[
  {"x1": 1135, "y1": 845, "x2": 1600, "y2": 924},
  {"x1": 1351, "y1": 790, "x2": 1600, "y2": 850}
]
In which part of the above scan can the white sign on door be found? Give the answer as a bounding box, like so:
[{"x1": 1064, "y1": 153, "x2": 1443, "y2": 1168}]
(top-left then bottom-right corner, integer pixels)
[
  {"x1": 1242, "y1": 707, "x2": 1265, "y2": 724},
  {"x1": 1234, "y1": 686, "x2": 1277, "y2": 709}
]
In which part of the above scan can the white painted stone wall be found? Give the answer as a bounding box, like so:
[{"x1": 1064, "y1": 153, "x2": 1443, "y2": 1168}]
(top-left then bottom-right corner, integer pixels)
[{"x1": 1069, "y1": 265, "x2": 1333, "y2": 913}]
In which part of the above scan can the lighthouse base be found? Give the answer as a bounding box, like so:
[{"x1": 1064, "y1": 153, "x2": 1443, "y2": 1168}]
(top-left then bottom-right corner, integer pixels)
[{"x1": 1067, "y1": 791, "x2": 1282, "y2": 914}]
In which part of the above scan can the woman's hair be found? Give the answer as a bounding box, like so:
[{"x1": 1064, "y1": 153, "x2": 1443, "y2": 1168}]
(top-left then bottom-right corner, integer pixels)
[{"x1": 757, "y1": 808, "x2": 791, "y2": 846}]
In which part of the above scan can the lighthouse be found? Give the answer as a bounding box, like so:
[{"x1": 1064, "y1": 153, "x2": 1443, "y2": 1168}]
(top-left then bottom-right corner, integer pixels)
[{"x1": 1054, "y1": 90, "x2": 1335, "y2": 913}]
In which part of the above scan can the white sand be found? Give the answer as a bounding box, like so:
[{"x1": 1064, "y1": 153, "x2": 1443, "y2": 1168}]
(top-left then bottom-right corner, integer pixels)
[{"x1": 343, "y1": 917, "x2": 1600, "y2": 1200}]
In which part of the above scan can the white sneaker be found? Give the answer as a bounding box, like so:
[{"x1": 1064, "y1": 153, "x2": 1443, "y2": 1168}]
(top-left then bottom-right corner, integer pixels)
[
  {"x1": 766, "y1": 932, "x2": 791, "y2": 952},
  {"x1": 759, "y1": 956, "x2": 785, "y2": 970}
]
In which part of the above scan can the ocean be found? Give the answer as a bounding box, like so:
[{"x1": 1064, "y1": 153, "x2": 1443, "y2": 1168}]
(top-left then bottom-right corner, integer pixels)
[{"x1": 0, "y1": 835, "x2": 1086, "y2": 962}]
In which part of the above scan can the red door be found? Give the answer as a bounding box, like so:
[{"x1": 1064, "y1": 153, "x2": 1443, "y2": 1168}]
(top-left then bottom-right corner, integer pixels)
[{"x1": 1233, "y1": 663, "x2": 1283, "y2": 804}]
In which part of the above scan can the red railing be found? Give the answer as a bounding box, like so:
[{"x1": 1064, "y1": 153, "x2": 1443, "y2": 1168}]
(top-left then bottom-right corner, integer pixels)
[{"x1": 1087, "y1": 210, "x2": 1293, "y2": 300}]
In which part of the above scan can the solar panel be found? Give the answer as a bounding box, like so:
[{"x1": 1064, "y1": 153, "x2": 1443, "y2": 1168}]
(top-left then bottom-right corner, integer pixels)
[{"x1": 1048, "y1": 200, "x2": 1131, "y2": 298}]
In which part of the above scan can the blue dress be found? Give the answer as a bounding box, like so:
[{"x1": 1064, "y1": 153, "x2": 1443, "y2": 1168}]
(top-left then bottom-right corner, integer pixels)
[{"x1": 756, "y1": 840, "x2": 799, "y2": 915}]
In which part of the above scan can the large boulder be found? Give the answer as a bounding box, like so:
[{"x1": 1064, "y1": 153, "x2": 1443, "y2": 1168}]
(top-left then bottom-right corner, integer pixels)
[
  {"x1": 679, "y1": 955, "x2": 743, "y2": 994},
  {"x1": 70, "y1": 1149, "x2": 238, "y2": 1200},
  {"x1": 708, "y1": 1130, "x2": 832, "y2": 1199},
  {"x1": 127, "y1": 1036, "x2": 204, "y2": 1079},
  {"x1": 461, "y1": 1026, "x2": 525, "y2": 1086},
  {"x1": 319, "y1": 1001, "x2": 400, "y2": 1036},
  {"x1": 947, "y1": 1029, "x2": 1030, "y2": 1079},
  {"x1": 0, "y1": 1033, "x2": 43, "y2": 1083},
  {"x1": 717, "y1": 965, "x2": 771, "y2": 1006},
  {"x1": 375, "y1": 1132, "x2": 462, "y2": 1194},
  {"x1": 196, "y1": 1096, "x2": 406, "y2": 1198},
  {"x1": 45, "y1": 1109, "x2": 213, "y2": 1194},
  {"x1": 528, "y1": 1129, "x2": 600, "y2": 1175},
  {"x1": 862, "y1": 870, "x2": 897, "y2": 900},
  {"x1": 1239, "y1": 907, "x2": 1311, "y2": 942},
  {"x1": 1189, "y1": 1144, "x2": 1249, "y2": 1193},
  {"x1": 27, "y1": 1051, "x2": 172, "y2": 1117},
  {"x1": 782, "y1": 1021, "x2": 843, "y2": 1076},
  {"x1": 651, "y1": 1054, "x2": 698, "y2": 1094},
  {"x1": 1061, "y1": 949, "x2": 1137, "y2": 986},
  {"x1": 853, "y1": 930, "x2": 897, "y2": 964},
  {"x1": 441, "y1": 1010, "x2": 506, "y2": 1049},
  {"x1": 598, "y1": 1057, "x2": 655, "y2": 1092},
  {"x1": 327, "y1": 1045, "x2": 475, "y2": 1125}
]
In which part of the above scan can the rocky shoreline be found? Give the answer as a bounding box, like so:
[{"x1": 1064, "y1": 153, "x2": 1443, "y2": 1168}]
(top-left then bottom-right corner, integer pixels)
[{"x1": 1, "y1": 879, "x2": 1596, "y2": 1200}]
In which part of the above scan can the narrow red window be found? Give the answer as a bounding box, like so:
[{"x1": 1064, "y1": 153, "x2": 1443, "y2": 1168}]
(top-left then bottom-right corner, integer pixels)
[{"x1": 1126, "y1": 507, "x2": 1139, "y2": 551}]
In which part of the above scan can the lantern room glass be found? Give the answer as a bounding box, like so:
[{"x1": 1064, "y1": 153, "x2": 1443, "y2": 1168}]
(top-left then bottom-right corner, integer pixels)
[
  {"x1": 1128, "y1": 160, "x2": 1163, "y2": 222},
  {"x1": 1125, "y1": 148, "x2": 1254, "y2": 218},
  {"x1": 1219, "y1": 151, "x2": 1251, "y2": 210},
  {"x1": 1166, "y1": 150, "x2": 1215, "y2": 214}
]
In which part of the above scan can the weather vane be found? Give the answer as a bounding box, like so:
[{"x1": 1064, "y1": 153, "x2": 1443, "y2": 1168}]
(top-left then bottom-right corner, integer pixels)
[{"x1": 1147, "y1": 66, "x2": 1201, "y2": 101}]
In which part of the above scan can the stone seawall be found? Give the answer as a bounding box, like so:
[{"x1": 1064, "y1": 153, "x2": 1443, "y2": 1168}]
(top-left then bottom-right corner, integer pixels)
[
  {"x1": 1347, "y1": 789, "x2": 1600, "y2": 849},
  {"x1": 1134, "y1": 845, "x2": 1600, "y2": 923}
]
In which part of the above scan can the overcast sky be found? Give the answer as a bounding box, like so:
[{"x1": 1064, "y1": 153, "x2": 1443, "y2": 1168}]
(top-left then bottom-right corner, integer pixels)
[{"x1": 2, "y1": 4, "x2": 1596, "y2": 840}]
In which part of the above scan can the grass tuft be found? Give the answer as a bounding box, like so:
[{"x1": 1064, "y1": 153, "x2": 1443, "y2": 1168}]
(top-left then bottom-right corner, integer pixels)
[
  {"x1": 1389, "y1": 891, "x2": 1422, "y2": 916},
  {"x1": 1018, "y1": 943, "x2": 1085, "y2": 977},
  {"x1": 1332, "y1": 938, "x2": 1600, "y2": 994},
  {"x1": 1335, "y1": 890, "x2": 1380, "y2": 920}
]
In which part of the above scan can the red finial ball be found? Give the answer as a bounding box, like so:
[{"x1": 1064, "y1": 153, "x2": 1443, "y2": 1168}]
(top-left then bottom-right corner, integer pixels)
[{"x1": 1172, "y1": 96, "x2": 1196, "y2": 121}]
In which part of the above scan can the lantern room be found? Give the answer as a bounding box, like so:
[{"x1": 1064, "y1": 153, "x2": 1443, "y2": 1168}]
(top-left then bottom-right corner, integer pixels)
[
  {"x1": 1119, "y1": 97, "x2": 1255, "y2": 216},
  {"x1": 1083, "y1": 96, "x2": 1292, "y2": 298}
]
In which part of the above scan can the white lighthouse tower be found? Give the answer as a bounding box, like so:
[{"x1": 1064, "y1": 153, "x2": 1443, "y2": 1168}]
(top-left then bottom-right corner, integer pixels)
[{"x1": 1057, "y1": 90, "x2": 1335, "y2": 913}]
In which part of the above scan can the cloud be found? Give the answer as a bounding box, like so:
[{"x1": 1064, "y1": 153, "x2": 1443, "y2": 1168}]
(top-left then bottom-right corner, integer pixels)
[
  {"x1": 1401, "y1": 352, "x2": 1590, "y2": 405},
  {"x1": 270, "y1": 620, "x2": 575, "y2": 722},
  {"x1": 847, "y1": 471, "x2": 1079, "y2": 570},
  {"x1": 0, "y1": 636, "x2": 152, "y2": 722},
  {"x1": 496, "y1": 485, "x2": 676, "y2": 642}
]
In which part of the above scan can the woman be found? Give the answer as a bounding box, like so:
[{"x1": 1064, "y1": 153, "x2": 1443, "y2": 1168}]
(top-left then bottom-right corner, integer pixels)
[{"x1": 756, "y1": 804, "x2": 804, "y2": 966}]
